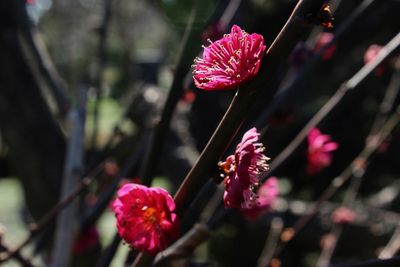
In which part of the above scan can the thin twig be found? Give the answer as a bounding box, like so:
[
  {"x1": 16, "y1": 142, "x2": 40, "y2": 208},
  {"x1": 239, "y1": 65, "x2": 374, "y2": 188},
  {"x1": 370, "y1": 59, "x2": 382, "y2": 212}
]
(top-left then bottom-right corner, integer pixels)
[
  {"x1": 151, "y1": 186, "x2": 224, "y2": 267},
  {"x1": 254, "y1": 0, "x2": 375, "y2": 130},
  {"x1": 257, "y1": 217, "x2": 284, "y2": 267},
  {"x1": 97, "y1": 233, "x2": 121, "y2": 267},
  {"x1": 90, "y1": 0, "x2": 113, "y2": 150},
  {"x1": 315, "y1": 57, "x2": 400, "y2": 267},
  {"x1": 50, "y1": 88, "x2": 87, "y2": 267},
  {"x1": 17, "y1": 0, "x2": 70, "y2": 117},
  {"x1": 174, "y1": 0, "x2": 327, "y2": 217},
  {"x1": 379, "y1": 223, "x2": 400, "y2": 259},
  {"x1": 272, "y1": 104, "x2": 400, "y2": 257},
  {"x1": 266, "y1": 31, "x2": 400, "y2": 177},
  {"x1": 139, "y1": 6, "x2": 199, "y2": 186},
  {"x1": 0, "y1": 164, "x2": 104, "y2": 264},
  {"x1": 0, "y1": 239, "x2": 36, "y2": 267}
]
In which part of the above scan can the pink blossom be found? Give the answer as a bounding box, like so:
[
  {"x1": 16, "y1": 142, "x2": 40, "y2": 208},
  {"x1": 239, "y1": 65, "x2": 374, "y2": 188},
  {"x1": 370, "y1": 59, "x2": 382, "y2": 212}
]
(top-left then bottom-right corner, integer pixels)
[
  {"x1": 331, "y1": 207, "x2": 356, "y2": 224},
  {"x1": 112, "y1": 184, "x2": 179, "y2": 255},
  {"x1": 244, "y1": 177, "x2": 279, "y2": 219},
  {"x1": 314, "y1": 32, "x2": 336, "y2": 60},
  {"x1": 307, "y1": 128, "x2": 338, "y2": 175},
  {"x1": 219, "y1": 128, "x2": 274, "y2": 213},
  {"x1": 364, "y1": 44, "x2": 385, "y2": 76},
  {"x1": 193, "y1": 25, "x2": 266, "y2": 90},
  {"x1": 364, "y1": 44, "x2": 382, "y2": 64}
]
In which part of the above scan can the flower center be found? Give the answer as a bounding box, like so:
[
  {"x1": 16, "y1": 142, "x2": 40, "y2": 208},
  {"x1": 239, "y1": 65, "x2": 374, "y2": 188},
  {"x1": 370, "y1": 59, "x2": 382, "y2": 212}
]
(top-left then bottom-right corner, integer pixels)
[{"x1": 142, "y1": 206, "x2": 159, "y2": 224}]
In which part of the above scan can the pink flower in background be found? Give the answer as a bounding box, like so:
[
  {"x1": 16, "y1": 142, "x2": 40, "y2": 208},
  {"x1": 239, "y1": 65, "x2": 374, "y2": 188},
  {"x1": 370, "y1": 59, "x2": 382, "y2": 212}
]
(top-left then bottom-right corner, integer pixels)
[
  {"x1": 219, "y1": 128, "x2": 274, "y2": 213},
  {"x1": 331, "y1": 207, "x2": 356, "y2": 224},
  {"x1": 193, "y1": 25, "x2": 266, "y2": 90},
  {"x1": 243, "y1": 176, "x2": 279, "y2": 219},
  {"x1": 364, "y1": 44, "x2": 382, "y2": 64},
  {"x1": 112, "y1": 184, "x2": 179, "y2": 255},
  {"x1": 314, "y1": 32, "x2": 336, "y2": 60},
  {"x1": 364, "y1": 44, "x2": 385, "y2": 76},
  {"x1": 307, "y1": 128, "x2": 338, "y2": 175}
]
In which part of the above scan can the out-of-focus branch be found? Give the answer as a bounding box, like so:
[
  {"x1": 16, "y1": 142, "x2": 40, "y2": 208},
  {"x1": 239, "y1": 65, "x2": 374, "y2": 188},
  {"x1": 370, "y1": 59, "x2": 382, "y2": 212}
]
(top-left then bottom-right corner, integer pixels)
[
  {"x1": 254, "y1": 0, "x2": 375, "y2": 130},
  {"x1": 316, "y1": 57, "x2": 400, "y2": 267},
  {"x1": 0, "y1": 164, "x2": 103, "y2": 264},
  {"x1": 379, "y1": 224, "x2": 400, "y2": 259},
  {"x1": 0, "y1": 230, "x2": 36, "y2": 267},
  {"x1": 370, "y1": 58, "x2": 400, "y2": 134},
  {"x1": 90, "y1": 0, "x2": 113, "y2": 150},
  {"x1": 328, "y1": 256, "x2": 400, "y2": 267},
  {"x1": 151, "y1": 186, "x2": 223, "y2": 267},
  {"x1": 96, "y1": 233, "x2": 121, "y2": 267},
  {"x1": 139, "y1": 6, "x2": 200, "y2": 186},
  {"x1": 266, "y1": 31, "x2": 400, "y2": 177},
  {"x1": 257, "y1": 217, "x2": 284, "y2": 267},
  {"x1": 50, "y1": 88, "x2": 87, "y2": 267},
  {"x1": 17, "y1": 0, "x2": 70, "y2": 117},
  {"x1": 272, "y1": 103, "x2": 400, "y2": 258}
]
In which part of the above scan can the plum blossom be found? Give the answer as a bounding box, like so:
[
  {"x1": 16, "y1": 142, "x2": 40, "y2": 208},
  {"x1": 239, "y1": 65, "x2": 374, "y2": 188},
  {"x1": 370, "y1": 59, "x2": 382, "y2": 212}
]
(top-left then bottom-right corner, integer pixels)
[
  {"x1": 331, "y1": 207, "x2": 356, "y2": 224},
  {"x1": 193, "y1": 25, "x2": 266, "y2": 90},
  {"x1": 112, "y1": 183, "x2": 179, "y2": 255},
  {"x1": 314, "y1": 32, "x2": 336, "y2": 60},
  {"x1": 243, "y1": 177, "x2": 279, "y2": 219},
  {"x1": 219, "y1": 128, "x2": 277, "y2": 214},
  {"x1": 364, "y1": 44, "x2": 382, "y2": 64},
  {"x1": 364, "y1": 44, "x2": 386, "y2": 76},
  {"x1": 307, "y1": 128, "x2": 338, "y2": 175}
]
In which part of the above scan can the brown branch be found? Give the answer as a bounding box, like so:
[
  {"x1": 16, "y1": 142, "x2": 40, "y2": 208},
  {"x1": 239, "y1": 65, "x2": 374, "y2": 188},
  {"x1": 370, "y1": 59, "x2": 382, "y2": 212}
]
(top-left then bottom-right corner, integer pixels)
[
  {"x1": 0, "y1": 164, "x2": 104, "y2": 264},
  {"x1": 257, "y1": 217, "x2": 284, "y2": 267},
  {"x1": 174, "y1": 0, "x2": 327, "y2": 217},
  {"x1": 266, "y1": 31, "x2": 400, "y2": 177},
  {"x1": 273, "y1": 103, "x2": 400, "y2": 258},
  {"x1": 90, "y1": 0, "x2": 113, "y2": 150},
  {"x1": 50, "y1": 88, "x2": 87, "y2": 267}
]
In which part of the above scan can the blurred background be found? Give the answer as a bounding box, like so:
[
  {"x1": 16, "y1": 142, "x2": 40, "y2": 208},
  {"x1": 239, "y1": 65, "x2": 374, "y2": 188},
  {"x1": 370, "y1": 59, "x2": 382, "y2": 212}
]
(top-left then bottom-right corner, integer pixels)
[{"x1": 0, "y1": 0, "x2": 400, "y2": 266}]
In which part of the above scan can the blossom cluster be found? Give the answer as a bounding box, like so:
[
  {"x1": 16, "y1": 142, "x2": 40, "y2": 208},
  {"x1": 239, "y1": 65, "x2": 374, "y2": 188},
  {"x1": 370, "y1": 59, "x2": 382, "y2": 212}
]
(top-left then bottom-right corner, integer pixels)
[{"x1": 111, "y1": 24, "x2": 341, "y2": 257}]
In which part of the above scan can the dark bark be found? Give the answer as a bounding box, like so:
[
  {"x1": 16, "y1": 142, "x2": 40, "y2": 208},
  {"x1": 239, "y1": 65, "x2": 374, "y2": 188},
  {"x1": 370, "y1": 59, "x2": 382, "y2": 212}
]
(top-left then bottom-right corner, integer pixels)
[{"x1": 0, "y1": 0, "x2": 65, "y2": 221}]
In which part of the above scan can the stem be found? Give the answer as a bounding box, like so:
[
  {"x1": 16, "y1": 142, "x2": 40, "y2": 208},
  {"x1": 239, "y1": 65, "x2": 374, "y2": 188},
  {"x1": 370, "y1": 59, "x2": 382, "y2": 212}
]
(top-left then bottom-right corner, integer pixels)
[
  {"x1": 273, "y1": 104, "x2": 400, "y2": 257},
  {"x1": 254, "y1": 0, "x2": 375, "y2": 130},
  {"x1": 266, "y1": 31, "x2": 400, "y2": 177},
  {"x1": 90, "y1": 0, "x2": 113, "y2": 150},
  {"x1": 0, "y1": 240, "x2": 36, "y2": 267},
  {"x1": 96, "y1": 233, "x2": 121, "y2": 267},
  {"x1": 257, "y1": 217, "x2": 284, "y2": 267},
  {"x1": 51, "y1": 88, "x2": 87, "y2": 267},
  {"x1": 0, "y1": 164, "x2": 103, "y2": 263},
  {"x1": 139, "y1": 6, "x2": 199, "y2": 186},
  {"x1": 174, "y1": 0, "x2": 328, "y2": 217}
]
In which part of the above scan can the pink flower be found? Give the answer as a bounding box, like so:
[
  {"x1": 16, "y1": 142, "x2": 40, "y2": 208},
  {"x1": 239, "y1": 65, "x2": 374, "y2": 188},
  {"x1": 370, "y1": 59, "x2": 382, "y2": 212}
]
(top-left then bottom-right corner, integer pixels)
[
  {"x1": 314, "y1": 32, "x2": 336, "y2": 60},
  {"x1": 364, "y1": 44, "x2": 382, "y2": 64},
  {"x1": 307, "y1": 128, "x2": 338, "y2": 175},
  {"x1": 193, "y1": 25, "x2": 266, "y2": 90},
  {"x1": 244, "y1": 177, "x2": 279, "y2": 219},
  {"x1": 364, "y1": 44, "x2": 385, "y2": 76},
  {"x1": 331, "y1": 207, "x2": 356, "y2": 224},
  {"x1": 219, "y1": 128, "x2": 273, "y2": 212},
  {"x1": 112, "y1": 184, "x2": 179, "y2": 255}
]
